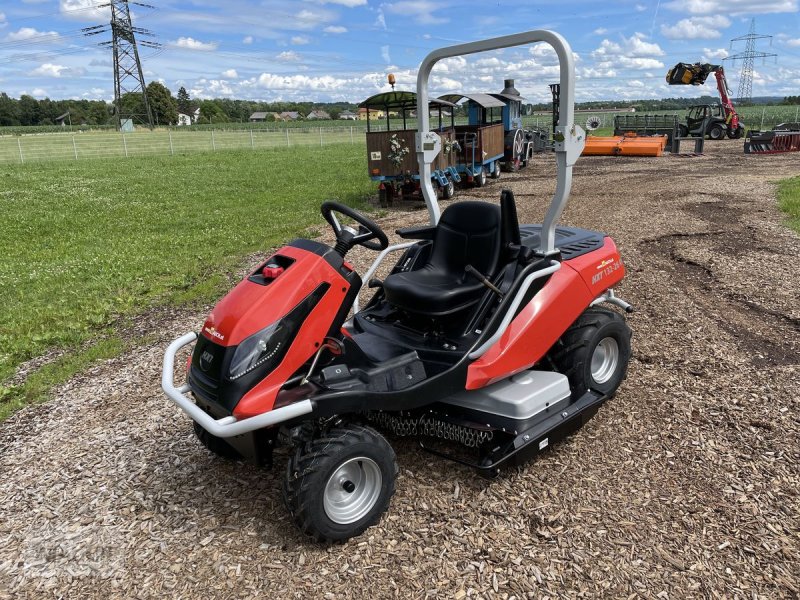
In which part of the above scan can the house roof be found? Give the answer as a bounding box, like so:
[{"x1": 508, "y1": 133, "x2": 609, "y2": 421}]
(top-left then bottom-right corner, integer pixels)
[
  {"x1": 279, "y1": 111, "x2": 300, "y2": 119},
  {"x1": 308, "y1": 110, "x2": 330, "y2": 117},
  {"x1": 437, "y1": 93, "x2": 506, "y2": 108},
  {"x1": 250, "y1": 112, "x2": 269, "y2": 119}
]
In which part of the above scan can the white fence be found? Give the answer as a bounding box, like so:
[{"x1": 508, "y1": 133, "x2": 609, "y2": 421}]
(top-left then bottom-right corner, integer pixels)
[{"x1": 0, "y1": 126, "x2": 367, "y2": 165}]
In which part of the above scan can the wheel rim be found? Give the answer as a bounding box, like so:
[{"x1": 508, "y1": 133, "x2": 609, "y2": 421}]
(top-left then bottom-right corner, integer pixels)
[
  {"x1": 590, "y1": 337, "x2": 619, "y2": 384},
  {"x1": 323, "y1": 457, "x2": 382, "y2": 525}
]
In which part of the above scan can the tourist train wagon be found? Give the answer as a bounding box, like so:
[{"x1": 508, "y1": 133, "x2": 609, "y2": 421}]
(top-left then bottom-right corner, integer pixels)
[{"x1": 360, "y1": 91, "x2": 461, "y2": 203}]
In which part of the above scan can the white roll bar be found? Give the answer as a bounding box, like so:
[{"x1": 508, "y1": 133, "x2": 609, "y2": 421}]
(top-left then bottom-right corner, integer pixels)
[
  {"x1": 415, "y1": 30, "x2": 585, "y2": 256},
  {"x1": 161, "y1": 332, "x2": 313, "y2": 438}
]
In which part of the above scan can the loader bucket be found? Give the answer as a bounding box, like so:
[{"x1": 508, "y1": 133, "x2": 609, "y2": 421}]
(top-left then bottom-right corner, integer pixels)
[{"x1": 666, "y1": 62, "x2": 715, "y2": 86}]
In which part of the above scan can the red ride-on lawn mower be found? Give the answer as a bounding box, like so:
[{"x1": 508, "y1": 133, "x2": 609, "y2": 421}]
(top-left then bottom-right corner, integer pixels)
[{"x1": 163, "y1": 30, "x2": 633, "y2": 542}]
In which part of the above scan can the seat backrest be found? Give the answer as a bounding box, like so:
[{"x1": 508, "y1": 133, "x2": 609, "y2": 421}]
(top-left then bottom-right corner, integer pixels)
[{"x1": 430, "y1": 201, "x2": 501, "y2": 278}]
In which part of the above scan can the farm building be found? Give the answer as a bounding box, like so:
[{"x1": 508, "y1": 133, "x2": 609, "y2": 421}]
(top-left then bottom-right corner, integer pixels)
[
  {"x1": 178, "y1": 108, "x2": 200, "y2": 126},
  {"x1": 276, "y1": 111, "x2": 302, "y2": 121},
  {"x1": 358, "y1": 107, "x2": 384, "y2": 120},
  {"x1": 249, "y1": 111, "x2": 270, "y2": 122},
  {"x1": 306, "y1": 110, "x2": 331, "y2": 120},
  {"x1": 339, "y1": 110, "x2": 357, "y2": 120}
]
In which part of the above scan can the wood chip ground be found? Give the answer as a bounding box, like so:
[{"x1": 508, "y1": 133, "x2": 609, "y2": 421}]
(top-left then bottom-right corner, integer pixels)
[{"x1": 1, "y1": 142, "x2": 798, "y2": 599}]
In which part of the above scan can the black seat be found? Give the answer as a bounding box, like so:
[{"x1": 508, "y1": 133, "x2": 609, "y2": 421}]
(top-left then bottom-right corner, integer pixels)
[{"x1": 382, "y1": 201, "x2": 501, "y2": 316}]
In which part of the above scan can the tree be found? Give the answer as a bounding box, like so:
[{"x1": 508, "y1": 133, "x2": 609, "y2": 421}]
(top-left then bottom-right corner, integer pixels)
[
  {"x1": 176, "y1": 86, "x2": 192, "y2": 116},
  {"x1": 118, "y1": 92, "x2": 146, "y2": 123},
  {"x1": 146, "y1": 82, "x2": 178, "y2": 126},
  {"x1": 0, "y1": 93, "x2": 20, "y2": 126},
  {"x1": 18, "y1": 95, "x2": 41, "y2": 126},
  {"x1": 197, "y1": 100, "x2": 229, "y2": 124}
]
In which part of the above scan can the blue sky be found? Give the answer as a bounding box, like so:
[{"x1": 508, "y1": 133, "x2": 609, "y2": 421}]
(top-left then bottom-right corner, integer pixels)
[{"x1": 1, "y1": 0, "x2": 798, "y2": 104}]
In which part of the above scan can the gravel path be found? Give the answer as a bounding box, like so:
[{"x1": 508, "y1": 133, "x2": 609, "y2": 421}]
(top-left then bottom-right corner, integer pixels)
[{"x1": 1, "y1": 143, "x2": 798, "y2": 599}]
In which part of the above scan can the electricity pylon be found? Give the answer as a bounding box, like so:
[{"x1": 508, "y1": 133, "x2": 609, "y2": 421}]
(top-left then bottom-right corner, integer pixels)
[
  {"x1": 83, "y1": 1, "x2": 160, "y2": 129},
  {"x1": 725, "y1": 19, "x2": 777, "y2": 104}
]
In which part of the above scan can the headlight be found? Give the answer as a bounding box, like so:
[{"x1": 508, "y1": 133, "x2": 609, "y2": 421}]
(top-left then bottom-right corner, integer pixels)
[
  {"x1": 227, "y1": 282, "x2": 330, "y2": 381},
  {"x1": 228, "y1": 321, "x2": 291, "y2": 380}
]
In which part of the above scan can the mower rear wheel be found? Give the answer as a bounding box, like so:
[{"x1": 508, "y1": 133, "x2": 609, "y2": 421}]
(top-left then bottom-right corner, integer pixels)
[
  {"x1": 193, "y1": 421, "x2": 242, "y2": 460},
  {"x1": 283, "y1": 424, "x2": 397, "y2": 542},
  {"x1": 490, "y1": 162, "x2": 501, "y2": 179},
  {"x1": 548, "y1": 308, "x2": 631, "y2": 399}
]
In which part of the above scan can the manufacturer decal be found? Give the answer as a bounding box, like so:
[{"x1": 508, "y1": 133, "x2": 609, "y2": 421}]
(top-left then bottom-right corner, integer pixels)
[
  {"x1": 370, "y1": 151, "x2": 381, "y2": 160},
  {"x1": 204, "y1": 326, "x2": 224, "y2": 341},
  {"x1": 596, "y1": 258, "x2": 615, "y2": 270},
  {"x1": 591, "y1": 258, "x2": 622, "y2": 285}
]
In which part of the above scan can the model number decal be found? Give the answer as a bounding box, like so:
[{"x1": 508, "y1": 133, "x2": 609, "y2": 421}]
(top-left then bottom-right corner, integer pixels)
[
  {"x1": 591, "y1": 259, "x2": 621, "y2": 285},
  {"x1": 370, "y1": 151, "x2": 381, "y2": 160}
]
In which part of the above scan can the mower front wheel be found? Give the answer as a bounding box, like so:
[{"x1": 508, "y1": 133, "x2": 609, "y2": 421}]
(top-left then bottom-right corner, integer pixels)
[
  {"x1": 193, "y1": 421, "x2": 242, "y2": 460},
  {"x1": 283, "y1": 424, "x2": 397, "y2": 543},
  {"x1": 548, "y1": 308, "x2": 632, "y2": 399}
]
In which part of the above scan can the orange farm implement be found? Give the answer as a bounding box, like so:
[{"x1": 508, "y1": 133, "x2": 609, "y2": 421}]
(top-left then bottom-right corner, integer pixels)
[{"x1": 582, "y1": 134, "x2": 668, "y2": 157}]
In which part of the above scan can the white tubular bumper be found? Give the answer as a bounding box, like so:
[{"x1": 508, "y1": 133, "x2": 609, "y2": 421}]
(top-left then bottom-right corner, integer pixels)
[{"x1": 161, "y1": 332, "x2": 313, "y2": 438}]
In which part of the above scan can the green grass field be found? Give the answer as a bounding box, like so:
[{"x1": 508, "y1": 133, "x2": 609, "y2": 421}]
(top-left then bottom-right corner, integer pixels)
[
  {"x1": 778, "y1": 176, "x2": 800, "y2": 234},
  {"x1": 0, "y1": 143, "x2": 373, "y2": 418}
]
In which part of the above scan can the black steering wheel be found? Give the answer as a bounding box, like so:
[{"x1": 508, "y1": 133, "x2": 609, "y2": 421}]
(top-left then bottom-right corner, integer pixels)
[{"x1": 320, "y1": 201, "x2": 389, "y2": 256}]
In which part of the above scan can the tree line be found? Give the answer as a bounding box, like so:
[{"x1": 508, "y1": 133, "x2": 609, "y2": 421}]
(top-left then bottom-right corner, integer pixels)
[
  {"x1": 2, "y1": 84, "x2": 797, "y2": 128},
  {"x1": 0, "y1": 84, "x2": 360, "y2": 127}
]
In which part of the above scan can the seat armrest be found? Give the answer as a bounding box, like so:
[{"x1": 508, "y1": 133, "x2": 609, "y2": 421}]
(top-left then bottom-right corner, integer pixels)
[{"x1": 396, "y1": 226, "x2": 436, "y2": 240}]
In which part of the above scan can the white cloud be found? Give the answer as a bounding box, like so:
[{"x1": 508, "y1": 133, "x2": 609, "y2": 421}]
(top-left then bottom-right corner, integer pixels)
[
  {"x1": 787, "y1": 38, "x2": 800, "y2": 47},
  {"x1": 664, "y1": 0, "x2": 797, "y2": 14},
  {"x1": 0, "y1": 12, "x2": 6, "y2": 28},
  {"x1": 291, "y1": 35, "x2": 310, "y2": 45},
  {"x1": 276, "y1": 51, "x2": 301, "y2": 62},
  {"x1": 381, "y1": 45, "x2": 391, "y2": 63},
  {"x1": 385, "y1": 1, "x2": 448, "y2": 25},
  {"x1": 295, "y1": 9, "x2": 330, "y2": 27},
  {"x1": 171, "y1": 37, "x2": 218, "y2": 51},
  {"x1": 59, "y1": 0, "x2": 110, "y2": 21},
  {"x1": 661, "y1": 15, "x2": 731, "y2": 39},
  {"x1": 242, "y1": 36, "x2": 253, "y2": 45},
  {"x1": 592, "y1": 33, "x2": 664, "y2": 60},
  {"x1": 89, "y1": 58, "x2": 112, "y2": 67},
  {"x1": 702, "y1": 47, "x2": 730, "y2": 60},
  {"x1": 593, "y1": 28, "x2": 608, "y2": 35},
  {"x1": 324, "y1": 25, "x2": 348, "y2": 33},
  {"x1": 29, "y1": 63, "x2": 85, "y2": 78},
  {"x1": 5, "y1": 27, "x2": 60, "y2": 42},
  {"x1": 635, "y1": 3, "x2": 647, "y2": 10},
  {"x1": 31, "y1": 88, "x2": 48, "y2": 98},
  {"x1": 375, "y1": 8, "x2": 387, "y2": 29},
  {"x1": 256, "y1": 73, "x2": 350, "y2": 91},
  {"x1": 222, "y1": 69, "x2": 238, "y2": 79},
  {"x1": 474, "y1": 57, "x2": 502, "y2": 68}
]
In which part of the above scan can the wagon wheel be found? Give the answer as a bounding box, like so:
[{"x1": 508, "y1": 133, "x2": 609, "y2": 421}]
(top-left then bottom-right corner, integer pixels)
[{"x1": 512, "y1": 130, "x2": 525, "y2": 163}]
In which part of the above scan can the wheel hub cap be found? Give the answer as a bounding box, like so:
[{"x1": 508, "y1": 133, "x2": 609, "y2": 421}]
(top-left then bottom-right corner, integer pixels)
[
  {"x1": 591, "y1": 337, "x2": 619, "y2": 384},
  {"x1": 323, "y1": 457, "x2": 382, "y2": 524}
]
